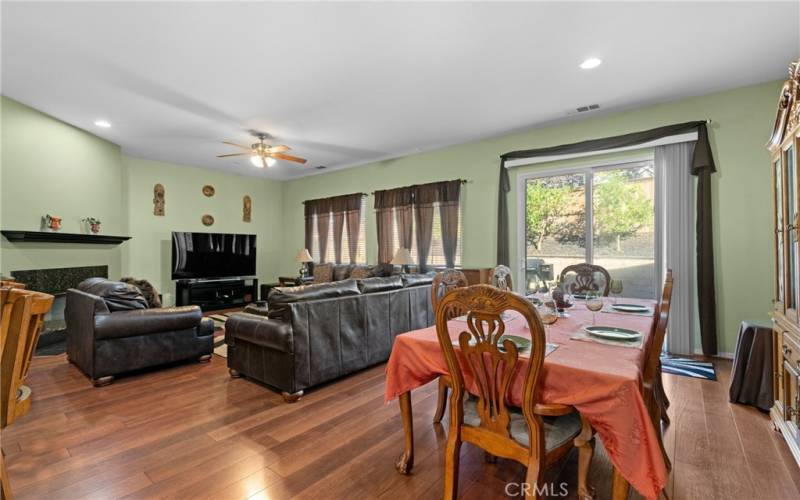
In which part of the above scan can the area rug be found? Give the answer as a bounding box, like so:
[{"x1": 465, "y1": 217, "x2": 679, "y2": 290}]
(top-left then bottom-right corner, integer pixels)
[
  {"x1": 208, "y1": 312, "x2": 234, "y2": 330},
  {"x1": 660, "y1": 355, "x2": 716, "y2": 380}
]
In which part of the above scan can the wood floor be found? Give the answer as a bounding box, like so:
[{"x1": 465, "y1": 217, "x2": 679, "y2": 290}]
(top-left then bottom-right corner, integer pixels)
[{"x1": 3, "y1": 355, "x2": 800, "y2": 499}]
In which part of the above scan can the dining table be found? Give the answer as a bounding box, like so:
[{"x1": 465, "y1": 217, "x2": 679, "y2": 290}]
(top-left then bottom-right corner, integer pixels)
[{"x1": 384, "y1": 297, "x2": 667, "y2": 500}]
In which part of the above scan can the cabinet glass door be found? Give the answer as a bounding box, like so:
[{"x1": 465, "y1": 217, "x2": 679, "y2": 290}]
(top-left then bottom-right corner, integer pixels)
[
  {"x1": 787, "y1": 146, "x2": 798, "y2": 314},
  {"x1": 777, "y1": 158, "x2": 785, "y2": 304}
]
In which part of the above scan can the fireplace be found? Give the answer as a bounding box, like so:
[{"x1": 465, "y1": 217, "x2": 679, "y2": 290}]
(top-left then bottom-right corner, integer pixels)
[{"x1": 10, "y1": 265, "x2": 109, "y2": 349}]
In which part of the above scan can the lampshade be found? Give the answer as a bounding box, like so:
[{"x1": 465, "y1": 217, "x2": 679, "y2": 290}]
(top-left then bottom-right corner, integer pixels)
[
  {"x1": 250, "y1": 155, "x2": 278, "y2": 168},
  {"x1": 391, "y1": 247, "x2": 413, "y2": 266},
  {"x1": 295, "y1": 248, "x2": 313, "y2": 263}
]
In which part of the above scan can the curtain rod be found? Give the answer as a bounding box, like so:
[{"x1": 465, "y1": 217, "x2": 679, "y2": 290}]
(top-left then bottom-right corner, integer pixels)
[
  {"x1": 370, "y1": 179, "x2": 469, "y2": 195},
  {"x1": 302, "y1": 192, "x2": 368, "y2": 204}
]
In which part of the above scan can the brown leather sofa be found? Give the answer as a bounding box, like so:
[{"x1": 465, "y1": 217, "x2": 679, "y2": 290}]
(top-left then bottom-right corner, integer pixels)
[
  {"x1": 225, "y1": 274, "x2": 434, "y2": 402},
  {"x1": 65, "y1": 278, "x2": 214, "y2": 386}
]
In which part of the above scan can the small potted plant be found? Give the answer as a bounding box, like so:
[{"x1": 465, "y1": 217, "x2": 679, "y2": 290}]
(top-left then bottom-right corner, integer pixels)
[{"x1": 82, "y1": 217, "x2": 102, "y2": 234}]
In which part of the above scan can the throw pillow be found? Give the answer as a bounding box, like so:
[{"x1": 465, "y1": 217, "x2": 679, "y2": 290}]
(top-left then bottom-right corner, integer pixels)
[
  {"x1": 313, "y1": 263, "x2": 334, "y2": 283},
  {"x1": 349, "y1": 265, "x2": 374, "y2": 280},
  {"x1": 121, "y1": 277, "x2": 162, "y2": 308}
]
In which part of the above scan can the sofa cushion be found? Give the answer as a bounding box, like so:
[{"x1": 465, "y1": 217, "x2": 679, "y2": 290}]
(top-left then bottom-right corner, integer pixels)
[
  {"x1": 78, "y1": 278, "x2": 148, "y2": 312},
  {"x1": 358, "y1": 275, "x2": 404, "y2": 294},
  {"x1": 313, "y1": 263, "x2": 334, "y2": 283},
  {"x1": 332, "y1": 264, "x2": 354, "y2": 282},
  {"x1": 93, "y1": 306, "x2": 202, "y2": 340},
  {"x1": 349, "y1": 265, "x2": 374, "y2": 280},
  {"x1": 401, "y1": 273, "x2": 435, "y2": 288},
  {"x1": 372, "y1": 263, "x2": 395, "y2": 277},
  {"x1": 267, "y1": 279, "x2": 361, "y2": 320}
]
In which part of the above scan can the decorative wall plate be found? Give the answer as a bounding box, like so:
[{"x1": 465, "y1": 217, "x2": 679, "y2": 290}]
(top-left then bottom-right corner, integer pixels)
[
  {"x1": 202, "y1": 185, "x2": 215, "y2": 197},
  {"x1": 201, "y1": 214, "x2": 215, "y2": 226}
]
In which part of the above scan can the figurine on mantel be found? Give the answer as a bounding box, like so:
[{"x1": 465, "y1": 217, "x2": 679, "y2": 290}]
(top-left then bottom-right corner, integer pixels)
[
  {"x1": 42, "y1": 214, "x2": 62, "y2": 231},
  {"x1": 82, "y1": 217, "x2": 102, "y2": 234}
]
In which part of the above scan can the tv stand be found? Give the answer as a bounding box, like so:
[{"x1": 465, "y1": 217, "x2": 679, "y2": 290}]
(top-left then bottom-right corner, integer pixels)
[{"x1": 175, "y1": 277, "x2": 258, "y2": 311}]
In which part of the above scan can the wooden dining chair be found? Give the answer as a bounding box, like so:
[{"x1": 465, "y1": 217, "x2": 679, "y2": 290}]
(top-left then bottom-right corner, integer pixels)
[
  {"x1": 643, "y1": 270, "x2": 674, "y2": 471},
  {"x1": 1, "y1": 288, "x2": 54, "y2": 428},
  {"x1": 559, "y1": 264, "x2": 611, "y2": 296},
  {"x1": 431, "y1": 270, "x2": 469, "y2": 424},
  {"x1": 491, "y1": 265, "x2": 513, "y2": 291},
  {"x1": 435, "y1": 285, "x2": 594, "y2": 499}
]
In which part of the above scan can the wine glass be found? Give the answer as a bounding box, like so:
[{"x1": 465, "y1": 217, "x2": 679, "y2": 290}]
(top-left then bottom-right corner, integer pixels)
[
  {"x1": 585, "y1": 291, "x2": 604, "y2": 326},
  {"x1": 537, "y1": 302, "x2": 559, "y2": 345},
  {"x1": 610, "y1": 279, "x2": 624, "y2": 304}
]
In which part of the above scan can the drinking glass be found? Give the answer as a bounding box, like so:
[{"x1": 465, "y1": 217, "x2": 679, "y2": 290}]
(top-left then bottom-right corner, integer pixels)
[
  {"x1": 538, "y1": 303, "x2": 559, "y2": 345},
  {"x1": 585, "y1": 291, "x2": 604, "y2": 325},
  {"x1": 610, "y1": 279, "x2": 624, "y2": 304}
]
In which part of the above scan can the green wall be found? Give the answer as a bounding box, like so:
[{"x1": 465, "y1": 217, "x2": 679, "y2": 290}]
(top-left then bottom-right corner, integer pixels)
[
  {"x1": 280, "y1": 81, "x2": 783, "y2": 354},
  {"x1": 0, "y1": 80, "x2": 783, "y2": 353},
  {"x1": 122, "y1": 157, "x2": 284, "y2": 298},
  {"x1": 0, "y1": 96, "x2": 126, "y2": 280},
  {"x1": 0, "y1": 96, "x2": 284, "y2": 302}
]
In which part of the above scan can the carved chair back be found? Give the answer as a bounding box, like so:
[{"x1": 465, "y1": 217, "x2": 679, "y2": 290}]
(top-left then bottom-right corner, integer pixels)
[
  {"x1": 432, "y1": 270, "x2": 469, "y2": 319},
  {"x1": 491, "y1": 265, "x2": 513, "y2": 292},
  {"x1": 435, "y1": 285, "x2": 547, "y2": 463},
  {"x1": 559, "y1": 263, "x2": 611, "y2": 296},
  {"x1": 643, "y1": 269, "x2": 673, "y2": 384}
]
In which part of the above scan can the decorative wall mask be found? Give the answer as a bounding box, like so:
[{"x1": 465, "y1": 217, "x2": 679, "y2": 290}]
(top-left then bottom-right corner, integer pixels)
[
  {"x1": 153, "y1": 184, "x2": 165, "y2": 216},
  {"x1": 202, "y1": 185, "x2": 215, "y2": 197},
  {"x1": 243, "y1": 195, "x2": 252, "y2": 223},
  {"x1": 202, "y1": 214, "x2": 215, "y2": 226}
]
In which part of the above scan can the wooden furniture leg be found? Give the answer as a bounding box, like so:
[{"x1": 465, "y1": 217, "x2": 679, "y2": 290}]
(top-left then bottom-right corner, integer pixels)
[
  {"x1": 395, "y1": 391, "x2": 414, "y2": 474},
  {"x1": 611, "y1": 468, "x2": 630, "y2": 500},
  {"x1": 92, "y1": 376, "x2": 114, "y2": 387},
  {"x1": 281, "y1": 391, "x2": 303, "y2": 403},
  {"x1": 197, "y1": 354, "x2": 212, "y2": 363},
  {"x1": 574, "y1": 415, "x2": 596, "y2": 499},
  {"x1": 433, "y1": 376, "x2": 449, "y2": 423}
]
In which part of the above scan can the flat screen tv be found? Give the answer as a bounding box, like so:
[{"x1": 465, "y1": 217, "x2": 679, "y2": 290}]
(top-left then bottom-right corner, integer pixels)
[{"x1": 171, "y1": 232, "x2": 256, "y2": 280}]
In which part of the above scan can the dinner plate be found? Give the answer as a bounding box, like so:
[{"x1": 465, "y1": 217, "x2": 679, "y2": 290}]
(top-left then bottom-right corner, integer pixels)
[
  {"x1": 497, "y1": 335, "x2": 531, "y2": 353},
  {"x1": 584, "y1": 326, "x2": 642, "y2": 341},
  {"x1": 610, "y1": 303, "x2": 650, "y2": 313}
]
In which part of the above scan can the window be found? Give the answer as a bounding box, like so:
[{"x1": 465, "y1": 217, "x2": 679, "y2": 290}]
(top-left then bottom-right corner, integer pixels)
[
  {"x1": 391, "y1": 201, "x2": 463, "y2": 267},
  {"x1": 311, "y1": 198, "x2": 367, "y2": 264},
  {"x1": 520, "y1": 159, "x2": 657, "y2": 299}
]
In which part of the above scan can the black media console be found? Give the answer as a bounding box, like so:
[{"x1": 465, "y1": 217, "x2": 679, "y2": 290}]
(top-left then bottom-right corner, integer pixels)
[{"x1": 175, "y1": 277, "x2": 258, "y2": 310}]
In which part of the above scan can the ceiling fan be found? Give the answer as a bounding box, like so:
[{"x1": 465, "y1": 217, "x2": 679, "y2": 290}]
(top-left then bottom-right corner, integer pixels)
[{"x1": 217, "y1": 133, "x2": 307, "y2": 168}]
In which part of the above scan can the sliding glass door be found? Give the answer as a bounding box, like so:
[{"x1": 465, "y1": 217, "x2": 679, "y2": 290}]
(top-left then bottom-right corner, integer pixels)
[{"x1": 520, "y1": 159, "x2": 657, "y2": 299}]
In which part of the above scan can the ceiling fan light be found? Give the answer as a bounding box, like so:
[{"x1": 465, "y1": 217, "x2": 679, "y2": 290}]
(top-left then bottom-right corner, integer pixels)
[
  {"x1": 266, "y1": 157, "x2": 277, "y2": 167},
  {"x1": 250, "y1": 155, "x2": 265, "y2": 168}
]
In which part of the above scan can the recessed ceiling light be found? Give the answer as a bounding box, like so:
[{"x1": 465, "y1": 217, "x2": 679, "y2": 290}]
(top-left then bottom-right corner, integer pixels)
[
  {"x1": 579, "y1": 58, "x2": 602, "y2": 70},
  {"x1": 94, "y1": 119, "x2": 111, "y2": 128}
]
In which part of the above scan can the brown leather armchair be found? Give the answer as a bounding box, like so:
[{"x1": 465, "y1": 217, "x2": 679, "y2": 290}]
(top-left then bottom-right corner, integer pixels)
[{"x1": 65, "y1": 278, "x2": 214, "y2": 386}]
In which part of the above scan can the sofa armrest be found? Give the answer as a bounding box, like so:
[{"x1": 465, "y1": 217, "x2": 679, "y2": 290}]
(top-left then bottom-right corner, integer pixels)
[
  {"x1": 94, "y1": 306, "x2": 202, "y2": 340},
  {"x1": 65, "y1": 289, "x2": 110, "y2": 374},
  {"x1": 224, "y1": 313, "x2": 293, "y2": 354}
]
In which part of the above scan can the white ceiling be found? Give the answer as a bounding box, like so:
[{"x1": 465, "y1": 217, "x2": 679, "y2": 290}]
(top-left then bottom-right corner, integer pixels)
[{"x1": 2, "y1": 2, "x2": 798, "y2": 180}]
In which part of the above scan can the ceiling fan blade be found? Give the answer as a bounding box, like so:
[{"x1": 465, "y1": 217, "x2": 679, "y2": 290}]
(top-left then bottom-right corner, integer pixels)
[
  {"x1": 266, "y1": 145, "x2": 290, "y2": 154},
  {"x1": 271, "y1": 152, "x2": 307, "y2": 164},
  {"x1": 216, "y1": 153, "x2": 250, "y2": 158},
  {"x1": 223, "y1": 141, "x2": 253, "y2": 151}
]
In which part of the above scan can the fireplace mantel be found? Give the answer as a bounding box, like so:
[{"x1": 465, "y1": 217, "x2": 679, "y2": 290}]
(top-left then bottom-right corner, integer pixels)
[{"x1": 1, "y1": 230, "x2": 131, "y2": 245}]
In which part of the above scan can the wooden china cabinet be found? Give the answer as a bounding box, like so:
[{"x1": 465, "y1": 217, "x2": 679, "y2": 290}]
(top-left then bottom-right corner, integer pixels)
[{"x1": 770, "y1": 59, "x2": 800, "y2": 467}]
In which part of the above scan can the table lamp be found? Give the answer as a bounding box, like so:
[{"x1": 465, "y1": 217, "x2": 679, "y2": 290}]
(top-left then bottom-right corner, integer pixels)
[
  {"x1": 295, "y1": 248, "x2": 313, "y2": 278},
  {"x1": 391, "y1": 247, "x2": 413, "y2": 274}
]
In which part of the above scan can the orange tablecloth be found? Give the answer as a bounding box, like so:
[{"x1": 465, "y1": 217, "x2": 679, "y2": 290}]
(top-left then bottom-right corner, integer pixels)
[{"x1": 384, "y1": 299, "x2": 667, "y2": 500}]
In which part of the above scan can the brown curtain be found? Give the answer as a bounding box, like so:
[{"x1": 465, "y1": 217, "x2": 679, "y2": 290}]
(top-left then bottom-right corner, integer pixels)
[
  {"x1": 691, "y1": 124, "x2": 718, "y2": 355},
  {"x1": 395, "y1": 187, "x2": 414, "y2": 252},
  {"x1": 439, "y1": 180, "x2": 461, "y2": 269},
  {"x1": 316, "y1": 202, "x2": 331, "y2": 263},
  {"x1": 304, "y1": 202, "x2": 316, "y2": 257},
  {"x1": 331, "y1": 212, "x2": 345, "y2": 264},
  {"x1": 498, "y1": 120, "x2": 718, "y2": 355},
  {"x1": 414, "y1": 184, "x2": 438, "y2": 272},
  {"x1": 374, "y1": 190, "x2": 396, "y2": 264}
]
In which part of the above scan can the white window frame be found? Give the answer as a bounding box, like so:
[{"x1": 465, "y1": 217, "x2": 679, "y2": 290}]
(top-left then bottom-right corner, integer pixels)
[{"x1": 514, "y1": 153, "x2": 663, "y2": 298}]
